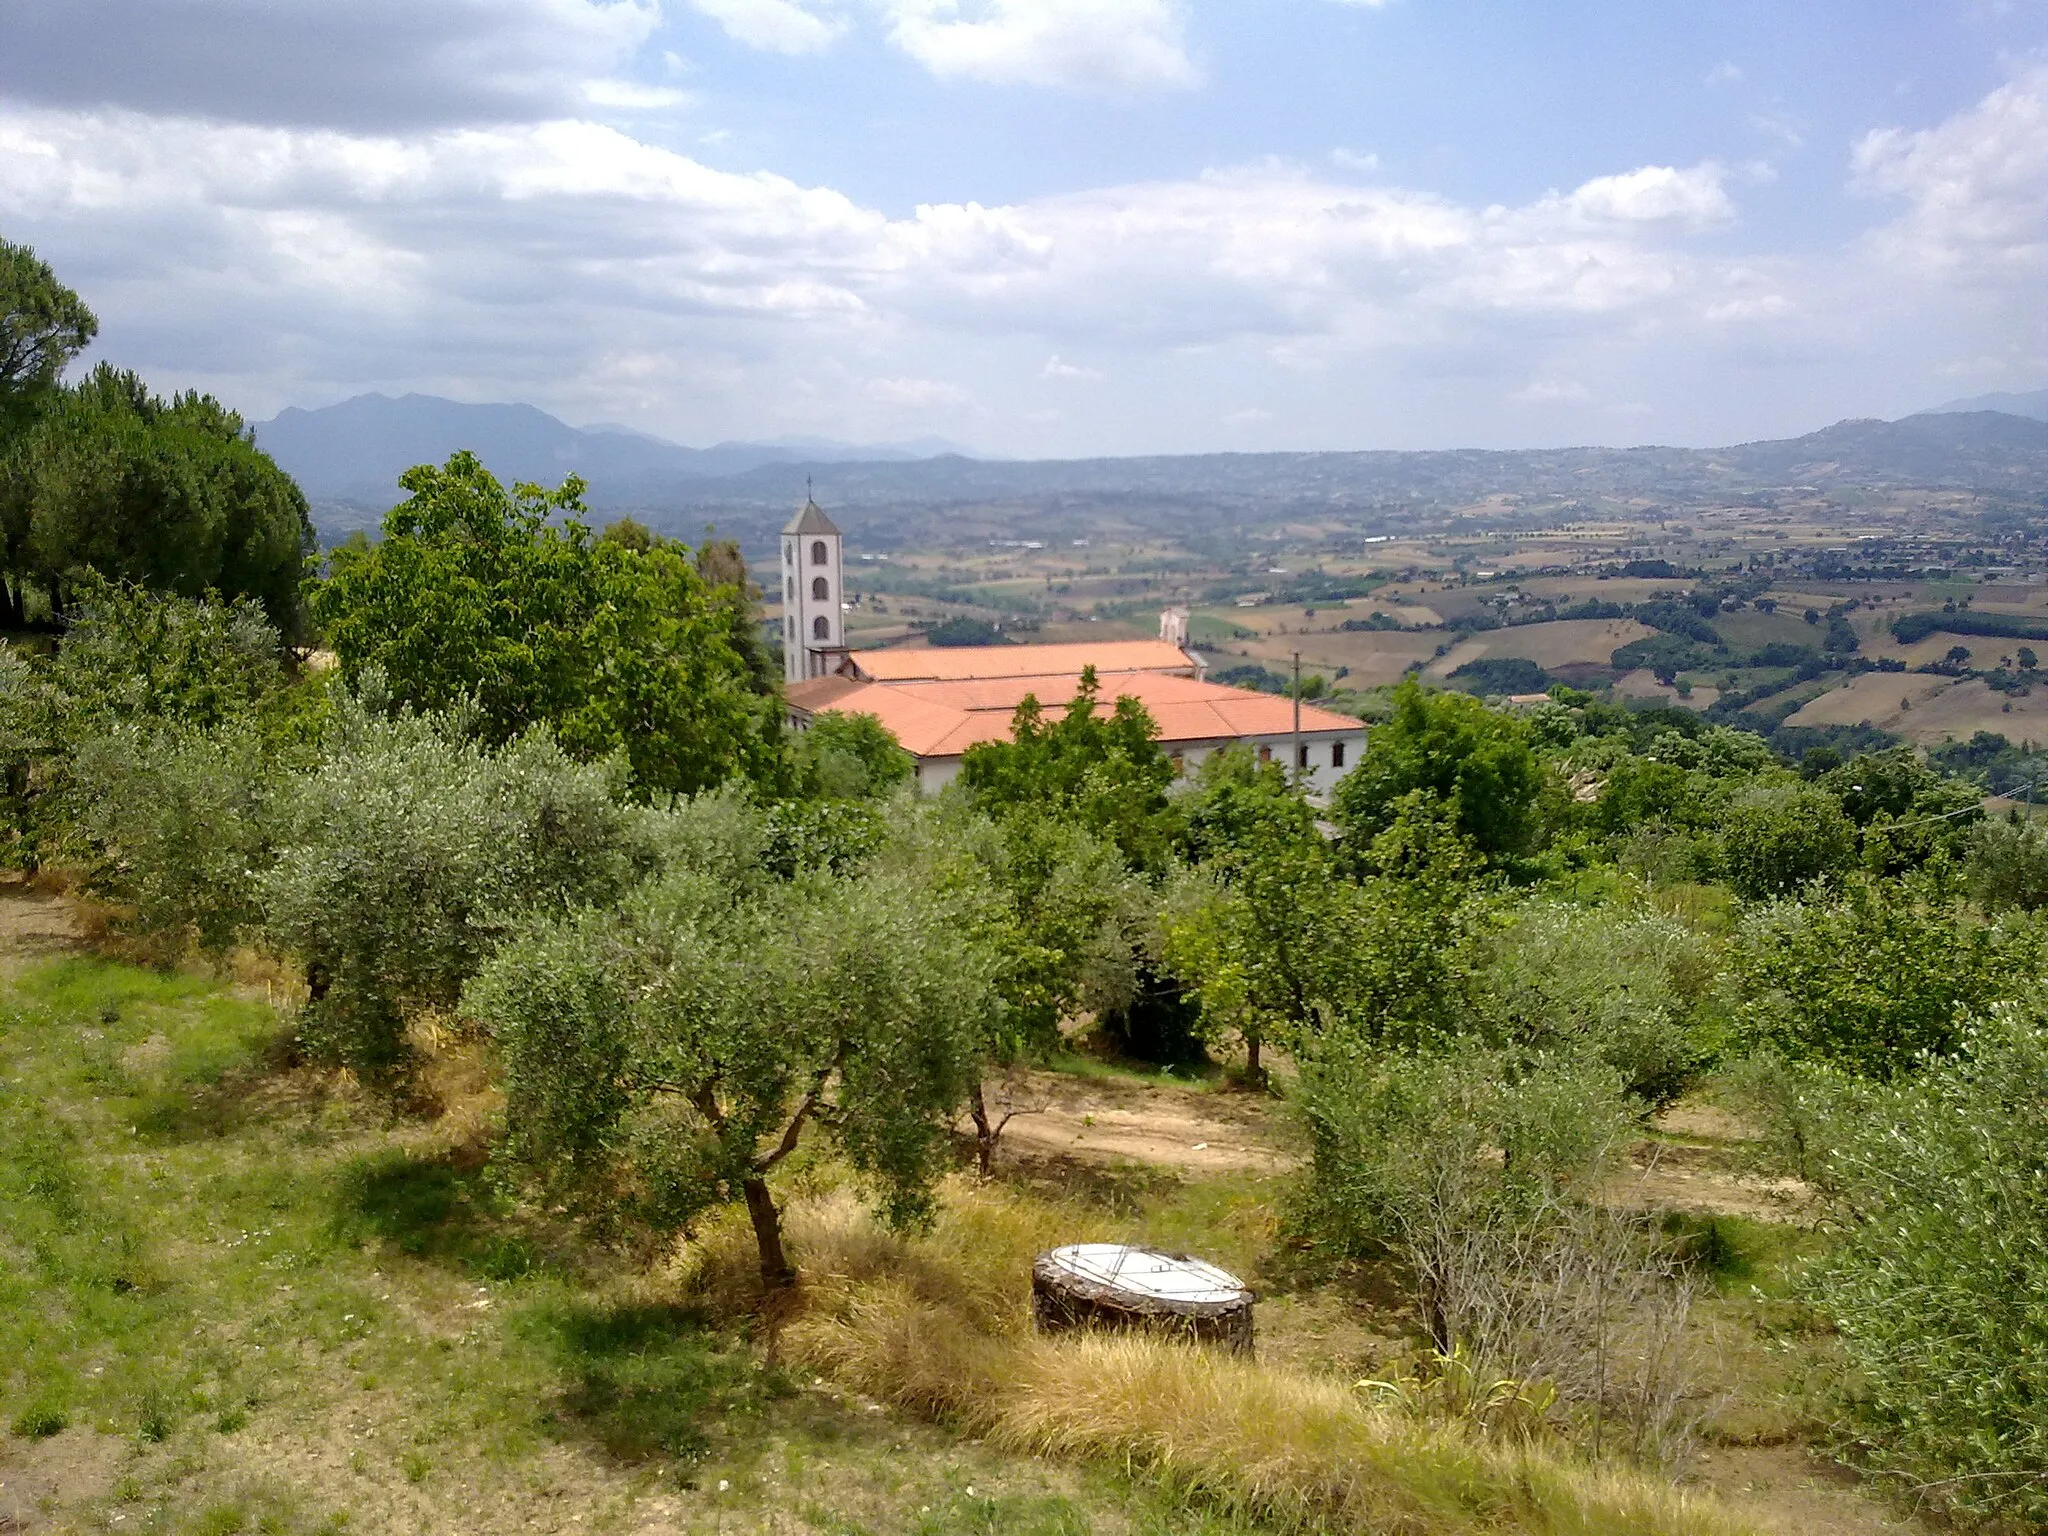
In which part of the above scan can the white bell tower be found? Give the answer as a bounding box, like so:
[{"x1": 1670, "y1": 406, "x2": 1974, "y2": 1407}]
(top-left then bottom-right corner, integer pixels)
[{"x1": 780, "y1": 492, "x2": 848, "y2": 683}]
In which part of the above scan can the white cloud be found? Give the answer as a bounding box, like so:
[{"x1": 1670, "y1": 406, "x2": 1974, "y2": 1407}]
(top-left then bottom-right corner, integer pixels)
[
  {"x1": 1705, "y1": 61, "x2": 1743, "y2": 87},
  {"x1": 1511, "y1": 378, "x2": 1590, "y2": 404},
  {"x1": 582, "y1": 79, "x2": 693, "y2": 108},
  {"x1": 1042, "y1": 354, "x2": 1103, "y2": 380},
  {"x1": 878, "y1": 0, "x2": 1198, "y2": 92},
  {"x1": 1562, "y1": 164, "x2": 1733, "y2": 226},
  {"x1": 688, "y1": 0, "x2": 846, "y2": 53},
  {"x1": 1852, "y1": 63, "x2": 2048, "y2": 283},
  {"x1": 1330, "y1": 148, "x2": 1381, "y2": 174},
  {"x1": 0, "y1": 107, "x2": 1752, "y2": 431},
  {"x1": 13, "y1": 63, "x2": 2048, "y2": 455}
]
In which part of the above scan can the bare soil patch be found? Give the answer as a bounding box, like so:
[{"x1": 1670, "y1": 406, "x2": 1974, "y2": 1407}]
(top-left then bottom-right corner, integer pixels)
[
  {"x1": 0, "y1": 881, "x2": 84, "y2": 970},
  {"x1": 977, "y1": 1068, "x2": 1297, "y2": 1175}
]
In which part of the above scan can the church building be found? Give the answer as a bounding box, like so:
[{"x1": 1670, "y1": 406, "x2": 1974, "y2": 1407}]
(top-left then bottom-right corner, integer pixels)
[{"x1": 777, "y1": 497, "x2": 1368, "y2": 796}]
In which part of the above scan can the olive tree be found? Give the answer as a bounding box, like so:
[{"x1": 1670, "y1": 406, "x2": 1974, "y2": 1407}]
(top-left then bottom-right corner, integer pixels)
[
  {"x1": 1474, "y1": 902, "x2": 1722, "y2": 1105},
  {"x1": 1787, "y1": 1004, "x2": 2048, "y2": 1524},
  {"x1": 467, "y1": 854, "x2": 1001, "y2": 1284},
  {"x1": 259, "y1": 691, "x2": 640, "y2": 1089}
]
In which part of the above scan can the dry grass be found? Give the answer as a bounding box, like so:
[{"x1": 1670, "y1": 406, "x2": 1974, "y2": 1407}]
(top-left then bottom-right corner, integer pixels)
[{"x1": 680, "y1": 1183, "x2": 1757, "y2": 1536}]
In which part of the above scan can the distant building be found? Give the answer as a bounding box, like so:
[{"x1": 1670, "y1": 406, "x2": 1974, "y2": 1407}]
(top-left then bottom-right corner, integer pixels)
[
  {"x1": 779, "y1": 496, "x2": 848, "y2": 684},
  {"x1": 779, "y1": 501, "x2": 1367, "y2": 795}
]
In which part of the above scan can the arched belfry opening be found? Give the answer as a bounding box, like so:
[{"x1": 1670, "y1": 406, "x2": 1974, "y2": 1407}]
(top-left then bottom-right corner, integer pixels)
[{"x1": 780, "y1": 494, "x2": 847, "y2": 684}]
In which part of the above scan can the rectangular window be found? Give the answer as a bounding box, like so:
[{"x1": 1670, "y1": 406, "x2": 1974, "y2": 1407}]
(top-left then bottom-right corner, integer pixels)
[
  {"x1": 1257, "y1": 744, "x2": 1272, "y2": 763},
  {"x1": 1297, "y1": 744, "x2": 1310, "y2": 769},
  {"x1": 1331, "y1": 741, "x2": 1346, "y2": 768}
]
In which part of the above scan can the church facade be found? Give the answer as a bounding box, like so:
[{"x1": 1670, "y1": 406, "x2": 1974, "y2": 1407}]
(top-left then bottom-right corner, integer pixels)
[{"x1": 777, "y1": 500, "x2": 1369, "y2": 798}]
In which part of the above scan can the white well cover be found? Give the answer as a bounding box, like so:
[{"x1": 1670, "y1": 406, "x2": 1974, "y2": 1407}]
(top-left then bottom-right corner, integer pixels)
[{"x1": 1042, "y1": 1243, "x2": 1248, "y2": 1304}]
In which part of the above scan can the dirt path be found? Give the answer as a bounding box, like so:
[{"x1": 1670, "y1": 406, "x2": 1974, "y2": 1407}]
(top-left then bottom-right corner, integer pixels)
[
  {"x1": 976, "y1": 1067, "x2": 1296, "y2": 1175},
  {"x1": 0, "y1": 879, "x2": 84, "y2": 971}
]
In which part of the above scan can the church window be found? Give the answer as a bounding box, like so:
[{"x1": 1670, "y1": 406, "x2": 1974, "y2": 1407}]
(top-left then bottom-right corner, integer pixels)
[
  {"x1": 813, "y1": 615, "x2": 830, "y2": 640},
  {"x1": 784, "y1": 544, "x2": 793, "y2": 565},
  {"x1": 811, "y1": 540, "x2": 828, "y2": 565},
  {"x1": 812, "y1": 576, "x2": 829, "y2": 601},
  {"x1": 786, "y1": 577, "x2": 794, "y2": 602},
  {"x1": 785, "y1": 617, "x2": 794, "y2": 640}
]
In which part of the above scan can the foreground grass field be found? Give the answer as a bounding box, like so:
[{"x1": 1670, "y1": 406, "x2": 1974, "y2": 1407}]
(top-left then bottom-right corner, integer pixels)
[
  {"x1": 0, "y1": 937, "x2": 1901, "y2": 1536},
  {"x1": 1, "y1": 953, "x2": 1293, "y2": 1536}
]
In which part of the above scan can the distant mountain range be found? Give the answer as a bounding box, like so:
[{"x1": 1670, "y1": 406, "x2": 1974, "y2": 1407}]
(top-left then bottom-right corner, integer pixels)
[
  {"x1": 266, "y1": 392, "x2": 2048, "y2": 552},
  {"x1": 1918, "y1": 387, "x2": 2048, "y2": 422},
  {"x1": 251, "y1": 393, "x2": 974, "y2": 506}
]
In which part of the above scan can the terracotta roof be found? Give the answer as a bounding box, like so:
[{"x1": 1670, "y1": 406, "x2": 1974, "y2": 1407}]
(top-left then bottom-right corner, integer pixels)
[
  {"x1": 849, "y1": 639, "x2": 1196, "y2": 683},
  {"x1": 783, "y1": 499, "x2": 840, "y2": 536},
  {"x1": 790, "y1": 671, "x2": 1364, "y2": 760},
  {"x1": 784, "y1": 674, "x2": 868, "y2": 712}
]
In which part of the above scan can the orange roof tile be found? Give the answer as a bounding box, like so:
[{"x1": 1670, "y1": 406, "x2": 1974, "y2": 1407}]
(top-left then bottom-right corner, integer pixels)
[
  {"x1": 784, "y1": 674, "x2": 868, "y2": 712},
  {"x1": 849, "y1": 639, "x2": 1197, "y2": 683},
  {"x1": 790, "y1": 671, "x2": 1363, "y2": 760}
]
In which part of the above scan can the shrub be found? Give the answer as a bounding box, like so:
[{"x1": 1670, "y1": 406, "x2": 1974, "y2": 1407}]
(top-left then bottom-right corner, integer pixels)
[
  {"x1": 1795, "y1": 1005, "x2": 2048, "y2": 1525},
  {"x1": 1295, "y1": 1044, "x2": 1634, "y2": 1349},
  {"x1": 789, "y1": 710, "x2": 912, "y2": 801},
  {"x1": 1964, "y1": 815, "x2": 2048, "y2": 911},
  {"x1": 69, "y1": 723, "x2": 286, "y2": 951}
]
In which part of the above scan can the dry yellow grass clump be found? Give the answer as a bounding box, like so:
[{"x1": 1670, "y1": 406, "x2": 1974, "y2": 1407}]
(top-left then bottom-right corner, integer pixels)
[{"x1": 681, "y1": 1179, "x2": 1756, "y2": 1536}]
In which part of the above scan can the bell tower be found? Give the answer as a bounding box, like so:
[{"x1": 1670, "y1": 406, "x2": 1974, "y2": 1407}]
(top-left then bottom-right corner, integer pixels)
[{"x1": 780, "y1": 492, "x2": 848, "y2": 683}]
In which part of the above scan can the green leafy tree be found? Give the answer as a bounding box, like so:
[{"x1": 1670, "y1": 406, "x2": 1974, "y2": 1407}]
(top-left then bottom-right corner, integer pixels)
[
  {"x1": 790, "y1": 711, "x2": 913, "y2": 802},
  {"x1": 308, "y1": 452, "x2": 777, "y2": 798},
  {"x1": 1306, "y1": 795, "x2": 1498, "y2": 1054},
  {"x1": 1160, "y1": 754, "x2": 1329, "y2": 1079},
  {"x1": 958, "y1": 666, "x2": 1179, "y2": 872},
  {"x1": 0, "y1": 366, "x2": 312, "y2": 634},
  {"x1": 467, "y1": 854, "x2": 999, "y2": 1284},
  {"x1": 1732, "y1": 873, "x2": 2043, "y2": 1076},
  {"x1": 1720, "y1": 782, "x2": 1856, "y2": 900},
  {"x1": 0, "y1": 238, "x2": 97, "y2": 432},
  {"x1": 258, "y1": 694, "x2": 640, "y2": 1089},
  {"x1": 1329, "y1": 678, "x2": 1544, "y2": 865}
]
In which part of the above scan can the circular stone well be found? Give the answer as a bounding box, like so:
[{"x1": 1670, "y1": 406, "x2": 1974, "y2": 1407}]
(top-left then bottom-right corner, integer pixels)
[{"x1": 1031, "y1": 1243, "x2": 1255, "y2": 1353}]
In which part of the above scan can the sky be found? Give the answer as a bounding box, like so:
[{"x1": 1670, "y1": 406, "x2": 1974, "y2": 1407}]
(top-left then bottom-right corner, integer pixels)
[{"x1": 2, "y1": 0, "x2": 2046, "y2": 458}]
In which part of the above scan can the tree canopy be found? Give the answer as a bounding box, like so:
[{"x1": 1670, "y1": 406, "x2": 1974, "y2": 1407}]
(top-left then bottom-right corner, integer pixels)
[
  {"x1": 308, "y1": 452, "x2": 778, "y2": 797},
  {"x1": 1329, "y1": 677, "x2": 1544, "y2": 864},
  {"x1": 958, "y1": 667, "x2": 1178, "y2": 872},
  {"x1": 0, "y1": 238, "x2": 97, "y2": 421},
  {"x1": 0, "y1": 366, "x2": 313, "y2": 634}
]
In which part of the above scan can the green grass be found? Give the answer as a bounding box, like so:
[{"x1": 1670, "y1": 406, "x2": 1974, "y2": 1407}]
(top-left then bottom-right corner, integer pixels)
[
  {"x1": 1041, "y1": 1049, "x2": 1226, "y2": 1091},
  {"x1": 0, "y1": 954, "x2": 1307, "y2": 1535}
]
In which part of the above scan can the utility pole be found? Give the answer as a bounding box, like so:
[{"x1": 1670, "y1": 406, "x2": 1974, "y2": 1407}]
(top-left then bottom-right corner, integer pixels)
[{"x1": 1291, "y1": 651, "x2": 1302, "y2": 790}]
